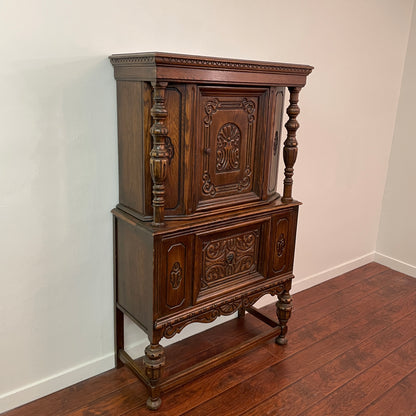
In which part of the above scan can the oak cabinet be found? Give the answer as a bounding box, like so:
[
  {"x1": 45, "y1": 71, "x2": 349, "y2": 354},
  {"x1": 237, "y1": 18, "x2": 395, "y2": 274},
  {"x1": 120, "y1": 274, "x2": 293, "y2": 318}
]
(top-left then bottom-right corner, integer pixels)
[{"x1": 110, "y1": 52, "x2": 312, "y2": 410}]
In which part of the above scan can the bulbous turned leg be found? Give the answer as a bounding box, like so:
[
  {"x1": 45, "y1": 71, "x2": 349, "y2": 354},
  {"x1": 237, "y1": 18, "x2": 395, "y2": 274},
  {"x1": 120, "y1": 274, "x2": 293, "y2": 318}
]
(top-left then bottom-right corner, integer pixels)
[
  {"x1": 275, "y1": 289, "x2": 293, "y2": 345},
  {"x1": 143, "y1": 343, "x2": 165, "y2": 410}
]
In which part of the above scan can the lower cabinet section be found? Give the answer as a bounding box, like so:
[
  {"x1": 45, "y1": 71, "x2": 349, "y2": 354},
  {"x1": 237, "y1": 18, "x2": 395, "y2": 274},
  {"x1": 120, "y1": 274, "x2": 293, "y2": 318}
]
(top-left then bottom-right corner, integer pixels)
[
  {"x1": 113, "y1": 204, "x2": 298, "y2": 333},
  {"x1": 113, "y1": 203, "x2": 299, "y2": 410}
]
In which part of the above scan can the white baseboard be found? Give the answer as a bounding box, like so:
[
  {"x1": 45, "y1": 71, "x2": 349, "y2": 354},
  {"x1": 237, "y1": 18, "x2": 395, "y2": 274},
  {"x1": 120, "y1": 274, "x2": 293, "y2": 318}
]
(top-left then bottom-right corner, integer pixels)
[
  {"x1": 0, "y1": 252, "x2": 377, "y2": 413},
  {"x1": 291, "y1": 251, "x2": 376, "y2": 294},
  {"x1": 375, "y1": 252, "x2": 416, "y2": 278},
  {"x1": 0, "y1": 353, "x2": 115, "y2": 414}
]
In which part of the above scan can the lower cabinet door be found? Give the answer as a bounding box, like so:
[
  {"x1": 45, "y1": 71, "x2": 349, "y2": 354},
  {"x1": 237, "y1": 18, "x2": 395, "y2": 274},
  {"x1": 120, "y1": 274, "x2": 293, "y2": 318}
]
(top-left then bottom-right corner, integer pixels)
[
  {"x1": 157, "y1": 235, "x2": 194, "y2": 316},
  {"x1": 193, "y1": 218, "x2": 271, "y2": 303},
  {"x1": 269, "y1": 207, "x2": 298, "y2": 276}
]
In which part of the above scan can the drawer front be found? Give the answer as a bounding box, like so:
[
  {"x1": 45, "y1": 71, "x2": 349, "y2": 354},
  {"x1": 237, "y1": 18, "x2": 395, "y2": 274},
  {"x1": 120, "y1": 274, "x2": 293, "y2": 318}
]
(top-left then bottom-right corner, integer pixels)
[
  {"x1": 194, "y1": 219, "x2": 270, "y2": 302},
  {"x1": 269, "y1": 207, "x2": 298, "y2": 276},
  {"x1": 157, "y1": 235, "x2": 194, "y2": 316}
]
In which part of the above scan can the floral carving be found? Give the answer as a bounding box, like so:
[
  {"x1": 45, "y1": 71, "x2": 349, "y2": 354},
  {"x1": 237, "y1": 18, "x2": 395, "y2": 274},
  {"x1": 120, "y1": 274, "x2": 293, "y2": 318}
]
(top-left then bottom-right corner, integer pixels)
[
  {"x1": 170, "y1": 262, "x2": 182, "y2": 289},
  {"x1": 201, "y1": 230, "x2": 259, "y2": 288},
  {"x1": 276, "y1": 233, "x2": 286, "y2": 257},
  {"x1": 216, "y1": 123, "x2": 241, "y2": 172}
]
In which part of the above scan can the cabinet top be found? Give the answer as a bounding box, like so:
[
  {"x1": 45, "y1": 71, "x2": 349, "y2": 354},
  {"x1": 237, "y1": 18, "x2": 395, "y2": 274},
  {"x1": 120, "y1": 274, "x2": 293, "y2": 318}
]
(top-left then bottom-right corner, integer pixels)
[{"x1": 109, "y1": 52, "x2": 313, "y2": 86}]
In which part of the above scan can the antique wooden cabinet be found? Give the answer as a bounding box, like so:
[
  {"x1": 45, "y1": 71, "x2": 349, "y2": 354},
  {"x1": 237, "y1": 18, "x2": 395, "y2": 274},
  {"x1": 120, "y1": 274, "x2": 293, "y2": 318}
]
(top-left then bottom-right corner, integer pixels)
[{"x1": 110, "y1": 52, "x2": 313, "y2": 410}]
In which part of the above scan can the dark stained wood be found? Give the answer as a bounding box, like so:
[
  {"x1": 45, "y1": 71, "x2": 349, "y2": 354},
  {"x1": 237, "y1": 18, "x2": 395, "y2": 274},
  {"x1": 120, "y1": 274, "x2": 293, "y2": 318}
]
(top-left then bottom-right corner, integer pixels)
[
  {"x1": 4, "y1": 265, "x2": 416, "y2": 416},
  {"x1": 358, "y1": 369, "x2": 416, "y2": 416},
  {"x1": 282, "y1": 86, "x2": 301, "y2": 203},
  {"x1": 109, "y1": 52, "x2": 314, "y2": 86},
  {"x1": 109, "y1": 53, "x2": 314, "y2": 409},
  {"x1": 111, "y1": 53, "x2": 312, "y2": 223}
]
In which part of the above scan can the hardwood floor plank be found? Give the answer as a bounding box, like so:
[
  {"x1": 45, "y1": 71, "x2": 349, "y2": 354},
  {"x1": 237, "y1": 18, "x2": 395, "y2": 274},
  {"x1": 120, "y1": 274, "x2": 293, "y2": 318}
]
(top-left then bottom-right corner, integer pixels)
[
  {"x1": 176, "y1": 280, "x2": 416, "y2": 415},
  {"x1": 299, "y1": 337, "x2": 416, "y2": 416},
  {"x1": 2, "y1": 367, "x2": 138, "y2": 416},
  {"x1": 121, "y1": 268, "x2": 410, "y2": 415},
  {"x1": 121, "y1": 346, "x2": 278, "y2": 416},
  {"x1": 240, "y1": 310, "x2": 416, "y2": 416},
  {"x1": 292, "y1": 262, "x2": 389, "y2": 308},
  {"x1": 62, "y1": 382, "x2": 148, "y2": 416},
  {"x1": 4, "y1": 265, "x2": 415, "y2": 416},
  {"x1": 357, "y1": 369, "x2": 416, "y2": 416}
]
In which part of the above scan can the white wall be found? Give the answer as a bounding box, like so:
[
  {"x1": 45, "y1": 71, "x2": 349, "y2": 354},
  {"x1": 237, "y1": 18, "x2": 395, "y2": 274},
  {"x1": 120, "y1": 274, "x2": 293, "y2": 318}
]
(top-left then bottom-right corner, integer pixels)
[
  {"x1": 376, "y1": 4, "x2": 416, "y2": 277},
  {"x1": 0, "y1": 0, "x2": 413, "y2": 412}
]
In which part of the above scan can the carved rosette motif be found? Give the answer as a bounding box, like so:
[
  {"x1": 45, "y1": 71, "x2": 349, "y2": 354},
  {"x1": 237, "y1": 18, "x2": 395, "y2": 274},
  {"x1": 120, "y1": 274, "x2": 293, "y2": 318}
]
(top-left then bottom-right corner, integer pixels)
[
  {"x1": 216, "y1": 123, "x2": 241, "y2": 172},
  {"x1": 276, "y1": 233, "x2": 286, "y2": 257},
  {"x1": 159, "y1": 280, "x2": 288, "y2": 338},
  {"x1": 169, "y1": 262, "x2": 182, "y2": 289},
  {"x1": 201, "y1": 230, "x2": 259, "y2": 289}
]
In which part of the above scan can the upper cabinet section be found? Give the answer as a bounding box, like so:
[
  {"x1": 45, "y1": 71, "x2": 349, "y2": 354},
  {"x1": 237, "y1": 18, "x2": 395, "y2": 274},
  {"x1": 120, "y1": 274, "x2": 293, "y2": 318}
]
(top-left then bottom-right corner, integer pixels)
[{"x1": 110, "y1": 52, "x2": 313, "y2": 225}]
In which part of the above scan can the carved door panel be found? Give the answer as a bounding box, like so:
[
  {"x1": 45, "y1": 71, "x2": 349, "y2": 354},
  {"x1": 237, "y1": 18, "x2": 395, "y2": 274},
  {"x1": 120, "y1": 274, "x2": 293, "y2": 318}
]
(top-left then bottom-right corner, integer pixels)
[
  {"x1": 195, "y1": 86, "x2": 269, "y2": 212},
  {"x1": 158, "y1": 234, "x2": 194, "y2": 316},
  {"x1": 193, "y1": 218, "x2": 270, "y2": 303},
  {"x1": 270, "y1": 207, "x2": 298, "y2": 276}
]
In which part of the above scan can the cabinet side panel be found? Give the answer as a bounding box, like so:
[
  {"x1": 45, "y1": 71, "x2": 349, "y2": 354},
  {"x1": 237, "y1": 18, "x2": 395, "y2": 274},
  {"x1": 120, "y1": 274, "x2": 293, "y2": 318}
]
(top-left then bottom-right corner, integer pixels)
[
  {"x1": 117, "y1": 81, "x2": 145, "y2": 215},
  {"x1": 268, "y1": 87, "x2": 285, "y2": 195},
  {"x1": 116, "y1": 218, "x2": 153, "y2": 331}
]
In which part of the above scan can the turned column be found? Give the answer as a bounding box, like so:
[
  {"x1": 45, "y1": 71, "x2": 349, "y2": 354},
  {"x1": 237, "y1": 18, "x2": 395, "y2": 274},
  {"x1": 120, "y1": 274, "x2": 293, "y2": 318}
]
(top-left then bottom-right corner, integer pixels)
[
  {"x1": 275, "y1": 282, "x2": 293, "y2": 345},
  {"x1": 282, "y1": 86, "x2": 301, "y2": 203},
  {"x1": 150, "y1": 81, "x2": 169, "y2": 226},
  {"x1": 144, "y1": 343, "x2": 165, "y2": 410}
]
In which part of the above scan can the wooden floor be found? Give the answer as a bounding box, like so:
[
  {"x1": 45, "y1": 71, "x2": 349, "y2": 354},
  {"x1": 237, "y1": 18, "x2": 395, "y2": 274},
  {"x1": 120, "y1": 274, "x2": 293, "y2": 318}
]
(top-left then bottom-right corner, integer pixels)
[{"x1": 4, "y1": 262, "x2": 416, "y2": 416}]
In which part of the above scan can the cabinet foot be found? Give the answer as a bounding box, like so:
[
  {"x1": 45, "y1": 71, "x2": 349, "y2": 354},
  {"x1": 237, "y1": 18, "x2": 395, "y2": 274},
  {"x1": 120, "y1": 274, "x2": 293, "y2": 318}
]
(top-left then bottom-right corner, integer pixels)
[
  {"x1": 144, "y1": 343, "x2": 165, "y2": 411},
  {"x1": 146, "y1": 397, "x2": 162, "y2": 411},
  {"x1": 275, "y1": 288, "x2": 293, "y2": 345}
]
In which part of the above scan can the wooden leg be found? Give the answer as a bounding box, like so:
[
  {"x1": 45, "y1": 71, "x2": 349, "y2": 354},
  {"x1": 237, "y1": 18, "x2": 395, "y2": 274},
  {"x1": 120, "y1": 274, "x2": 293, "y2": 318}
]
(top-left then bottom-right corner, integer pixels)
[
  {"x1": 115, "y1": 307, "x2": 124, "y2": 368},
  {"x1": 144, "y1": 343, "x2": 165, "y2": 410},
  {"x1": 238, "y1": 307, "x2": 246, "y2": 318},
  {"x1": 275, "y1": 289, "x2": 293, "y2": 345}
]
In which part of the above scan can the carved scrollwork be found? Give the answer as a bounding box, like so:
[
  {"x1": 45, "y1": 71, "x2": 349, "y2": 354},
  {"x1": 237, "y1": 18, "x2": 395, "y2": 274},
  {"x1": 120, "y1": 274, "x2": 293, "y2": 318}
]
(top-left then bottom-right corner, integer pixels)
[
  {"x1": 276, "y1": 233, "x2": 286, "y2": 257},
  {"x1": 201, "y1": 230, "x2": 259, "y2": 288},
  {"x1": 159, "y1": 280, "x2": 288, "y2": 338},
  {"x1": 216, "y1": 123, "x2": 241, "y2": 172},
  {"x1": 237, "y1": 167, "x2": 252, "y2": 191},
  {"x1": 203, "y1": 99, "x2": 220, "y2": 126},
  {"x1": 169, "y1": 262, "x2": 182, "y2": 289},
  {"x1": 242, "y1": 98, "x2": 255, "y2": 124},
  {"x1": 202, "y1": 172, "x2": 216, "y2": 196}
]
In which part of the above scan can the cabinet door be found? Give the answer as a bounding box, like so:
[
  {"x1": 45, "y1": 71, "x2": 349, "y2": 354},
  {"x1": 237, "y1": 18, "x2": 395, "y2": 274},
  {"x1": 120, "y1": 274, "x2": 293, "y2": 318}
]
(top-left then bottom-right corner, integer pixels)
[
  {"x1": 195, "y1": 86, "x2": 270, "y2": 212},
  {"x1": 157, "y1": 235, "x2": 194, "y2": 316},
  {"x1": 269, "y1": 207, "x2": 298, "y2": 276}
]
